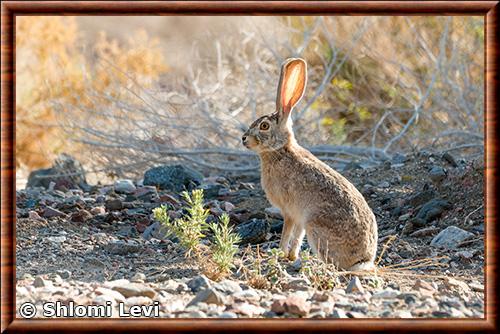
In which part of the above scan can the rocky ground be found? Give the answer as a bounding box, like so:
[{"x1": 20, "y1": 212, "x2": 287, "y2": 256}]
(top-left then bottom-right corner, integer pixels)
[{"x1": 16, "y1": 151, "x2": 485, "y2": 318}]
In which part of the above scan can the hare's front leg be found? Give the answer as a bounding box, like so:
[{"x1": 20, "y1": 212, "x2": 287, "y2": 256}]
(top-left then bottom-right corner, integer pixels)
[
  {"x1": 288, "y1": 226, "x2": 305, "y2": 261},
  {"x1": 279, "y1": 214, "x2": 294, "y2": 257}
]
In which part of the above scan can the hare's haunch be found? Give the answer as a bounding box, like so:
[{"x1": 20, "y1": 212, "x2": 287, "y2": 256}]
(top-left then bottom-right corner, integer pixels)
[{"x1": 242, "y1": 58, "x2": 378, "y2": 270}]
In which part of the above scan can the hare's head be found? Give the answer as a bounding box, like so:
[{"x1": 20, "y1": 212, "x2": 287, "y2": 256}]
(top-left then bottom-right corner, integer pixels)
[{"x1": 242, "y1": 58, "x2": 307, "y2": 153}]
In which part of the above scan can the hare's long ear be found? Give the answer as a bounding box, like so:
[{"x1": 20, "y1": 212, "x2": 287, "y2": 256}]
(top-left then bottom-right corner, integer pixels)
[{"x1": 276, "y1": 58, "x2": 307, "y2": 120}]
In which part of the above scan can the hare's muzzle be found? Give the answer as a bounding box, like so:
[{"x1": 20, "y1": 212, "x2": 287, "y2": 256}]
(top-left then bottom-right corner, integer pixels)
[{"x1": 242, "y1": 135, "x2": 249, "y2": 147}]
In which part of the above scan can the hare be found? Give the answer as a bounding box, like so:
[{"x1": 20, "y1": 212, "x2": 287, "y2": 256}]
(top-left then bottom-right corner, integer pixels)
[{"x1": 242, "y1": 58, "x2": 378, "y2": 270}]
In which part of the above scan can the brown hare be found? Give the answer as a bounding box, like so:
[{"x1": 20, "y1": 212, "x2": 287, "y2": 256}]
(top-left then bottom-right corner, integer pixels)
[{"x1": 242, "y1": 58, "x2": 378, "y2": 271}]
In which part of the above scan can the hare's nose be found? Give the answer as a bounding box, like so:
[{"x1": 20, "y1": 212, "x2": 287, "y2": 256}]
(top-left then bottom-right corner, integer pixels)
[{"x1": 242, "y1": 135, "x2": 248, "y2": 144}]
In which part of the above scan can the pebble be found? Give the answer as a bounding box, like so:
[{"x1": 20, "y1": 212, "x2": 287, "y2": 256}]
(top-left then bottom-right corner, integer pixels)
[
  {"x1": 105, "y1": 279, "x2": 156, "y2": 298},
  {"x1": 34, "y1": 276, "x2": 53, "y2": 288},
  {"x1": 105, "y1": 199, "x2": 123, "y2": 211},
  {"x1": 188, "y1": 288, "x2": 227, "y2": 306},
  {"x1": 114, "y1": 180, "x2": 136, "y2": 194},
  {"x1": 346, "y1": 277, "x2": 364, "y2": 294},
  {"x1": 214, "y1": 280, "x2": 242, "y2": 294},
  {"x1": 431, "y1": 226, "x2": 474, "y2": 249},
  {"x1": 42, "y1": 206, "x2": 66, "y2": 218},
  {"x1": 187, "y1": 275, "x2": 212, "y2": 293}
]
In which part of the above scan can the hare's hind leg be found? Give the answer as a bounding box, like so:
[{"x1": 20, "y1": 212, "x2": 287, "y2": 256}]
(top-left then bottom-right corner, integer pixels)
[{"x1": 279, "y1": 214, "x2": 295, "y2": 257}]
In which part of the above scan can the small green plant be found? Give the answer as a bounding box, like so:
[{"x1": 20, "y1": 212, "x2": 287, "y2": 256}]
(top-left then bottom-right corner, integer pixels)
[
  {"x1": 299, "y1": 249, "x2": 338, "y2": 290},
  {"x1": 266, "y1": 248, "x2": 287, "y2": 286},
  {"x1": 208, "y1": 213, "x2": 241, "y2": 276},
  {"x1": 152, "y1": 189, "x2": 209, "y2": 256}
]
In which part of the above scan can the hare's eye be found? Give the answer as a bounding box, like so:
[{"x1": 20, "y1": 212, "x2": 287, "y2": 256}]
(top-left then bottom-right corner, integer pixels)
[{"x1": 260, "y1": 122, "x2": 270, "y2": 131}]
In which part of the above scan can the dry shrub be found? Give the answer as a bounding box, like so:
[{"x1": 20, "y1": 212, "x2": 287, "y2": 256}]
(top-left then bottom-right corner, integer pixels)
[{"x1": 15, "y1": 16, "x2": 168, "y2": 169}]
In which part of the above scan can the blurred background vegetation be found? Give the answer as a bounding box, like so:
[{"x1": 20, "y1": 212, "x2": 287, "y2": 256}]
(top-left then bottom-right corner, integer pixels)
[{"x1": 16, "y1": 16, "x2": 484, "y2": 182}]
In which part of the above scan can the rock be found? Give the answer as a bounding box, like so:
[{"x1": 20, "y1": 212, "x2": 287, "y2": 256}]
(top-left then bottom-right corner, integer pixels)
[
  {"x1": 416, "y1": 199, "x2": 452, "y2": 222},
  {"x1": 392, "y1": 152, "x2": 408, "y2": 164},
  {"x1": 143, "y1": 165, "x2": 203, "y2": 191},
  {"x1": 393, "y1": 310, "x2": 413, "y2": 318},
  {"x1": 26, "y1": 154, "x2": 87, "y2": 190},
  {"x1": 178, "y1": 310, "x2": 208, "y2": 318},
  {"x1": 456, "y1": 250, "x2": 474, "y2": 260},
  {"x1": 233, "y1": 289, "x2": 260, "y2": 302},
  {"x1": 236, "y1": 219, "x2": 270, "y2": 245},
  {"x1": 114, "y1": 180, "x2": 136, "y2": 194},
  {"x1": 47, "y1": 236, "x2": 67, "y2": 243},
  {"x1": 187, "y1": 275, "x2": 212, "y2": 293},
  {"x1": 28, "y1": 211, "x2": 43, "y2": 221},
  {"x1": 283, "y1": 277, "x2": 311, "y2": 291},
  {"x1": 131, "y1": 273, "x2": 146, "y2": 282},
  {"x1": 405, "y1": 188, "x2": 437, "y2": 207},
  {"x1": 271, "y1": 295, "x2": 310, "y2": 316},
  {"x1": 372, "y1": 288, "x2": 399, "y2": 299},
  {"x1": 95, "y1": 287, "x2": 126, "y2": 303},
  {"x1": 103, "y1": 241, "x2": 141, "y2": 255},
  {"x1": 442, "y1": 152, "x2": 459, "y2": 167},
  {"x1": 230, "y1": 302, "x2": 265, "y2": 317},
  {"x1": 412, "y1": 279, "x2": 436, "y2": 296},
  {"x1": 264, "y1": 207, "x2": 283, "y2": 219},
  {"x1": 430, "y1": 226, "x2": 474, "y2": 249},
  {"x1": 90, "y1": 206, "x2": 106, "y2": 215},
  {"x1": 56, "y1": 270, "x2": 71, "y2": 279},
  {"x1": 188, "y1": 288, "x2": 226, "y2": 306},
  {"x1": 223, "y1": 202, "x2": 235, "y2": 212},
  {"x1": 429, "y1": 166, "x2": 447, "y2": 186},
  {"x1": 331, "y1": 309, "x2": 348, "y2": 318},
  {"x1": 219, "y1": 311, "x2": 238, "y2": 318},
  {"x1": 378, "y1": 181, "x2": 390, "y2": 188},
  {"x1": 33, "y1": 276, "x2": 53, "y2": 288},
  {"x1": 70, "y1": 209, "x2": 92, "y2": 223},
  {"x1": 213, "y1": 280, "x2": 242, "y2": 294},
  {"x1": 469, "y1": 282, "x2": 484, "y2": 292},
  {"x1": 42, "y1": 206, "x2": 66, "y2": 218},
  {"x1": 346, "y1": 277, "x2": 364, "y2": 294},
  {"x1": 444, "y1": 277, "x2": 470, "y2": 292},
  {"x1": 105, "y1": 279, "x2": 156, "y2": 298},
  {"x1": 105, "y1": 199, "x2": 123, "y2": 211},
  {"x1": 142, "y1": 222, "x2": 170, "y2": 241}
]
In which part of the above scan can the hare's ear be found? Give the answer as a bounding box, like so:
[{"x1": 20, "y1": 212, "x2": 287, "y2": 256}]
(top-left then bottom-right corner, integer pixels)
[{"x1": 276, "y1": 58, "x2": 307, "y2": 119}]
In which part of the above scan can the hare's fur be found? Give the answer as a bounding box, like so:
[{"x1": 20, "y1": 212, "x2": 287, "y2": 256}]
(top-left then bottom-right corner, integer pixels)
[{"x1": 242, "y1": 58, "x2": 378, "y2": 270}]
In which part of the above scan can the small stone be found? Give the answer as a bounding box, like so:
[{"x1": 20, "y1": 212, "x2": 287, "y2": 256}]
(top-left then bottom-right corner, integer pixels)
[
  {"x1": 42, "y1": 206, "x2": 66, "y2": 218},
  {"x1": 412, "y1": 279, "x2": 436, "y2": 296},
  {"x1": 219, "y1": 311, "x2": 238, "y2": 318},
  {"x1": 429, "y1": 166, "x2": 447, "y2": 185},
  {"x1": 34, "y1": 276, "x2": 53, "y2": 288},
  {"x1": 442, "y1": 152, "x2": 459, "y2": 167},
  {"x1": 331, "y1": 309, "x2": 348, "y2": 318},
  {"x1": 213, "y1": 280, "x2": 242, "y2": 294},
  {"x1": 444, "y1": 277, "x2": 470, "y2": 292},
  {"x1": 103, "y1": 241, "x2": 141, "y2": 255},
  {"x1": 95, "y1": 287, "x2": 126, "y2": 303},
  {"x1": 230, "y1": 302, "x2": 265, "y2": 317},
  {"x1": 90, "y1": 206, "x2": 106, "y2": 215},
  {"x1": 271, "y1": 295, "x2": 310, "y2": 317},
  {"x1": 125, "y1": 296, "x2": 153, "y2": 306},
  {"x1": 56, "y1": 270, "x2": 71, "y2": 279},
  {"x1": 378, "y1": 181, "x2": 390, "y2": 188},
  {"x1": 283, "y1": 277, "x2": 311, "y2": 291},
  {"x1": 233, "y1": 289, "x2": 261, "y2": 302},
  {"x1": 409, "y1": 226, "x2": 440, "y2": 238},
  {"x1": 105, "y1": 279, "x2": 156, "y2": 298},
  {"x1": 143, "y1": 165, "x2": 203, "y2": 192},
  {"x1": 431, "y1": 226, "x2": 474, "y2": 249},
  {"x1": 416, "y1": 199, "x2": 452, "y2": 222},
  {"x1": 114, "y1": 179, "x2": 136, "y2": 194},
  {"x1": 187, "y1": 275, "x2": 212, "y2": 293},
  {"x1": 456, "y1": 250, "x2": 474, "y2": 260},
  {"x1": 70, "y1": 209, "x2": 93, "y2": 223},
  {"x1": 393, "y1": 310, "x2": 413, "y2": 318},
  {"x1": 187, "y1": 288, "x2": 226, "y2": 306},
  {"x1": 236, "y1": 219, "x2": 270, "y2": 245},
  {"x1": 178, "y1": 310, "x2": 207, "y2": 318},
  {"x1": 372, "y1": 288, "x2": 399, "y2": 299},
  {"x1": 47, "y1": 236, "x2": 67, "y2": 243},
  {"x1": 346, "y1": 277, "x2": 364, "y2": 294},
  {"x1": 131, "y1": 273, "x2": 147, "y2": 282},
  {"x1": 28, "y1": 211, "x2": 43, "y2": 221},
  {"x1": 105, "y1": 199, "x2": 123, "y2": 211},
  {"x1": 469, "y1": 282, "x2": 484, "y2": 292},
  {"x1": 223, "y1": 202, "x2": 235, "y2": 212},
  {"x1": 158, "y1": 194, "x2": 180, "y2": 206}
]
